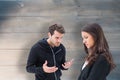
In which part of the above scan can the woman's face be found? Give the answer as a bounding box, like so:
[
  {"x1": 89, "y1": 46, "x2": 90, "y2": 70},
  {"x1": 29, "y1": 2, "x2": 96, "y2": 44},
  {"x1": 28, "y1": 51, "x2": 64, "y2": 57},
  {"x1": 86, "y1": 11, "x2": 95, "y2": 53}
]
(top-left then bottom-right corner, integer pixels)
[{"x1": 81, "y1": 31, "x2": 95, "y2": 49}]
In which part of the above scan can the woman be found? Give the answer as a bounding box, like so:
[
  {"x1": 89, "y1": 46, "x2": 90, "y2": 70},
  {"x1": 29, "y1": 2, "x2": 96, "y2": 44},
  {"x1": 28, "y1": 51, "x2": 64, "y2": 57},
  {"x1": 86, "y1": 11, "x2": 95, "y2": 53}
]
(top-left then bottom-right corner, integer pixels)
[{"x1": 78, "y1": 23, "x2": 116, "y2": 80}]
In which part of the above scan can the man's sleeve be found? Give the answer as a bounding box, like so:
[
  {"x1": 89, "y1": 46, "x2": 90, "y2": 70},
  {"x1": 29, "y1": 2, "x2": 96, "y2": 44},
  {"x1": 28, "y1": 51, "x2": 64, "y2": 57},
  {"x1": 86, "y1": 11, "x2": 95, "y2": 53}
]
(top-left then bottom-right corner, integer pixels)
[{"x1": 26, "y1": 46, "x2": 45, "y2": 74}]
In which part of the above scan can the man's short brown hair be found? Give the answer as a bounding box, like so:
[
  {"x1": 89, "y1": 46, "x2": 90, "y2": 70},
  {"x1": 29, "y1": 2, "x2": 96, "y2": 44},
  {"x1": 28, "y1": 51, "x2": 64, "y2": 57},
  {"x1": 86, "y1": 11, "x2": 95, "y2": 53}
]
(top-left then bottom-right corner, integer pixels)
[{"x1": 49, "y1": 24, "x2": 65, "y2": 35}]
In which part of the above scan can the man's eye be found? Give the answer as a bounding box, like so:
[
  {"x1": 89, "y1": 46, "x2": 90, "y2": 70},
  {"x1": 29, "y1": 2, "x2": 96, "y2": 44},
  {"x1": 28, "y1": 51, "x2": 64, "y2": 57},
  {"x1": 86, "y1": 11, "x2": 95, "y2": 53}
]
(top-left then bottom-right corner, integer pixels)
[{"x1": 56, "y1": 37, "x2": 59, "y2": 39}]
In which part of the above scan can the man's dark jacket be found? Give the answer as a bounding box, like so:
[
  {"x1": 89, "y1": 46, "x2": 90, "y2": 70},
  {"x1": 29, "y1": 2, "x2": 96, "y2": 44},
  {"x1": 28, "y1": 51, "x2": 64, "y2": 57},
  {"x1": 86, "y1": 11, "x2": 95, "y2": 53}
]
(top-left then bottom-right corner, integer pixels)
[{"x1": 26, "y1": 38, "x2": 66, "y2": 80}]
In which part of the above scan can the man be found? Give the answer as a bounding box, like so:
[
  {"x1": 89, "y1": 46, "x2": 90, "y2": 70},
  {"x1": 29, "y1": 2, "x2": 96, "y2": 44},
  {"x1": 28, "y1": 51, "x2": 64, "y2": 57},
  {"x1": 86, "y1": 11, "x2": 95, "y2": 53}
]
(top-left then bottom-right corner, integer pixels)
[{"x1": 26, "y1": 24, "x2": 73, "y2": 80}]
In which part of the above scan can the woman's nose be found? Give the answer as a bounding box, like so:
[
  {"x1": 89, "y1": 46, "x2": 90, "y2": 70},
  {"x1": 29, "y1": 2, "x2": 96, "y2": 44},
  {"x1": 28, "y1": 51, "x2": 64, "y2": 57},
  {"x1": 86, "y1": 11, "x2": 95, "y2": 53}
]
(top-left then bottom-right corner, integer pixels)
[{"x1": 83, "y1": 39, "x2": 86, "y2": 44}]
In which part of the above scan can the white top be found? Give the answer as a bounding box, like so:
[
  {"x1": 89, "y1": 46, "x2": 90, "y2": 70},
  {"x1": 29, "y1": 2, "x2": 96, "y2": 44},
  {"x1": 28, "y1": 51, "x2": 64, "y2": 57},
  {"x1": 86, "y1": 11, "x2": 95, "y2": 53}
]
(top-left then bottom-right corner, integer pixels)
[{"x1": 82, "y1": 61, "x2": 88, "y2": 70}]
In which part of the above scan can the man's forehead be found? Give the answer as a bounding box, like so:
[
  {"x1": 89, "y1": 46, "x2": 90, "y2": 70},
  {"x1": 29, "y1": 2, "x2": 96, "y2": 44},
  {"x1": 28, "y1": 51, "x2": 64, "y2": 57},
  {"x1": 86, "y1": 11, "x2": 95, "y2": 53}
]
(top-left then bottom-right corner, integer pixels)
[
  {"x1": 53, "y1": 31, "x2": 64, "y2": 37},
  {"x1": 53, "y1": 30, "x2": 63, "y2": 34}
]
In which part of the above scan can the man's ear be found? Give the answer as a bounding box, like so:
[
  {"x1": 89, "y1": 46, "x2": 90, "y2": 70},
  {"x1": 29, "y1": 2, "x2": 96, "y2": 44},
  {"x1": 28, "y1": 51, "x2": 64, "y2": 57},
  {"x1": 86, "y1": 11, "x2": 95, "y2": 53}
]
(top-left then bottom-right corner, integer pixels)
[{"x1": 48, "y1": 32, "x2": 51, "y2": 37}]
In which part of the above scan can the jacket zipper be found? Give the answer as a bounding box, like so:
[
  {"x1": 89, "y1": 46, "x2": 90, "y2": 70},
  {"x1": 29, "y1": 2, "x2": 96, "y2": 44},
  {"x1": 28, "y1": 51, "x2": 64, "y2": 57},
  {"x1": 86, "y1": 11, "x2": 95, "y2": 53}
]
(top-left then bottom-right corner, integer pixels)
[{"x1": 50, "y1": 46, "x2": 61, "y2": 80}]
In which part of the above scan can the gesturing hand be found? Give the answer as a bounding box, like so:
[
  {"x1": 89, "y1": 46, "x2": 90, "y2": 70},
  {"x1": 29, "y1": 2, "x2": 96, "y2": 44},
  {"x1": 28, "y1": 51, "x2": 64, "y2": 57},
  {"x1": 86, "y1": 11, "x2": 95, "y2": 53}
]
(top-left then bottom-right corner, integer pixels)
[
  {"x1": 43, "y1": 60, "x2": 58, "y2": 73},
  {"x1": 62, "y1": 59, "x2": 74, "y2": 69}
]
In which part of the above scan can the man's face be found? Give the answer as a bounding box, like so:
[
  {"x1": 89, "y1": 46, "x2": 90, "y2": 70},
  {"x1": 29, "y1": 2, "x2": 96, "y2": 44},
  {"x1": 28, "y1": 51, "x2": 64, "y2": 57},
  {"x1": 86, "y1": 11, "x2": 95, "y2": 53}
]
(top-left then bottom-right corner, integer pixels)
[{"x1": 48, "y1": 30, "x2": 64, "y2": 47}]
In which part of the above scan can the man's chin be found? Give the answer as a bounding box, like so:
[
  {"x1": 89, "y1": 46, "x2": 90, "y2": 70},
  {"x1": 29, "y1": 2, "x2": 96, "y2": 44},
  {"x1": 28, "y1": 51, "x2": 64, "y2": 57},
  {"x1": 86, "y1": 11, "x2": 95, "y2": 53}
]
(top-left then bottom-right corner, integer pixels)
[{"x1": 55, "y1": 44, "x2": 60, "y2": 47}]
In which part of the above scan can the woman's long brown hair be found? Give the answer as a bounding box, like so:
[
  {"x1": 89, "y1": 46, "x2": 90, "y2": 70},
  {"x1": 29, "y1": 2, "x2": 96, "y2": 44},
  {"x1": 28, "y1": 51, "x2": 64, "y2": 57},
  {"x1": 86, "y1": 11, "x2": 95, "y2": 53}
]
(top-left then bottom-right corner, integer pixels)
[{"x1": 81, "y1": 23, "x2": 116, "y2": 71}]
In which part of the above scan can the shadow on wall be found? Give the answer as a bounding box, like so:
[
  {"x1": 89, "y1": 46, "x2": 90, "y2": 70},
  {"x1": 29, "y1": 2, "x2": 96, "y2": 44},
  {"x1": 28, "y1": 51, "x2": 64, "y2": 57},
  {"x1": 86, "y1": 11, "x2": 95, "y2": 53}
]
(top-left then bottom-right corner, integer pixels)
[
  {"x1": 0, "y1": 1, "x2": 23, "y2": 25},
  {"x1": 0, "y1": 1, "x2": 48, "y2": 80},
  {"x1": 18, "y1": 23, "x2": 49, "y2": 80}
]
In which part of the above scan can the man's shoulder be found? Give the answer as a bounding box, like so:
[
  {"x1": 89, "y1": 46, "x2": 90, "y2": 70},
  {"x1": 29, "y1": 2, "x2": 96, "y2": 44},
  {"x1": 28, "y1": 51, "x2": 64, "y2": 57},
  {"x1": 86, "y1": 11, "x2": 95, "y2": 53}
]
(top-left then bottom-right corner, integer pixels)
[{"x1": 31, "y1": 42, "x2": 40, "y2": 50}]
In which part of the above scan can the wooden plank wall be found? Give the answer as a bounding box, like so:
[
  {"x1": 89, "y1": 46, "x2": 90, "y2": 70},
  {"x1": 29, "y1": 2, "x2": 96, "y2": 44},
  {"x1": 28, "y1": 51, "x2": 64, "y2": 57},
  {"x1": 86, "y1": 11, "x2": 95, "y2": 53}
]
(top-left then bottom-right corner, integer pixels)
[{"x1": 0, "y1": 0, "x2": 120, "y2": 80}]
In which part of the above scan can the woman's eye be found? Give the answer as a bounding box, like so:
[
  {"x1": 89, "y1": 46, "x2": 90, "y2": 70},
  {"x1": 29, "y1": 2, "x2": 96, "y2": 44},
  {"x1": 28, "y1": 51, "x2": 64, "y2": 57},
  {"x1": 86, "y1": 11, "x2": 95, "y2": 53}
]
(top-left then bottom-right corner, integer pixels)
[{"x1": 84, "y1": 36, "x2": 88, "y2": 39}]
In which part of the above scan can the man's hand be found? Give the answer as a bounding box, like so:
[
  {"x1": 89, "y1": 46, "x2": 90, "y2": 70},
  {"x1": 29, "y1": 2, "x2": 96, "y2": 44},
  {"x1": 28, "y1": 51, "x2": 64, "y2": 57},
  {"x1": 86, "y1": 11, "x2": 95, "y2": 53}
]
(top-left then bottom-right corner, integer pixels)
[
  {"x1": 43, "y1": 60, "x2": 58, "y2": 73},
  {"x1": 62, "y1": 59, "x2": 74, "y2": 69}
]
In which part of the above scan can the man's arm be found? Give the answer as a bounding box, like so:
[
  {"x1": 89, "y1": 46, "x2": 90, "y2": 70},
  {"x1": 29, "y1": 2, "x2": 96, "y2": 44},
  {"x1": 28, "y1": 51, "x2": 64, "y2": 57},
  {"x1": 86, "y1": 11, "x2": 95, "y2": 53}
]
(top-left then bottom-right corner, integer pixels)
[{"x1": 26, "y1": 46, "x2": 45, "y2": 74}]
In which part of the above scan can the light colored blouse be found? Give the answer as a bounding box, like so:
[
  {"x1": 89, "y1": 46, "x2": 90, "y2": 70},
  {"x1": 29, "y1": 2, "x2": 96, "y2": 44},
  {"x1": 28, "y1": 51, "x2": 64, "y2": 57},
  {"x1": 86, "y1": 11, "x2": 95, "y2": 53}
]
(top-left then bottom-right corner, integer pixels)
[{"x1": 82, "y1": 61, "x2": 88, "y2": 70}]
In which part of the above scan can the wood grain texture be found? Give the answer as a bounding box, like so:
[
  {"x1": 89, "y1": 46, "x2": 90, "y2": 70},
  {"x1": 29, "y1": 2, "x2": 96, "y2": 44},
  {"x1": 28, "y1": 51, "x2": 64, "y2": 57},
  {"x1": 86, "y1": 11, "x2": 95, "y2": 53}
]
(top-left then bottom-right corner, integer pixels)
[{"x1": 0, "y1": 0, "x2": 120, "y2": 80}]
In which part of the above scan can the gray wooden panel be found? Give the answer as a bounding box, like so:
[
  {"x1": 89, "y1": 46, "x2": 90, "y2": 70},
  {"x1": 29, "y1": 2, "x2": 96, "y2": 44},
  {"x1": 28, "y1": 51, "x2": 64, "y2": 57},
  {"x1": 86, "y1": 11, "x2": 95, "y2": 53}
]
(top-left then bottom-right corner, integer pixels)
[
  {"x1": 0, "y1": 1, "x2": 76, "y2": 17},
  {"x1": 77, "y1": 0, "x2": 118, "y2": 10},
  {"x1": 0, "y1": 32, "x2": 82, "y2": 49},
  {"x1": 0, "y1": 50, "x2": 28, "y2": 66},
  {"x1": 0, "y1": 66, "x2": 34, "y2": 80},
  {"x1": 0, "y1": 32, "x2": 119, "y2": 49},
  {"x1": 0, "y1": 0, "x2": 120, "y2": 80},
  {"x1": 1, "y1": 1, "x2": 119, "y2": 17},
  {"x1": 0, "y1": 17, "x2": 81, "y2": 33},
  {"x1": 0, "y1": 17, "x2": 120, "y2": 33},
  {"x1": 0, "y1": 33, "x2": 47, "y2": 49}
]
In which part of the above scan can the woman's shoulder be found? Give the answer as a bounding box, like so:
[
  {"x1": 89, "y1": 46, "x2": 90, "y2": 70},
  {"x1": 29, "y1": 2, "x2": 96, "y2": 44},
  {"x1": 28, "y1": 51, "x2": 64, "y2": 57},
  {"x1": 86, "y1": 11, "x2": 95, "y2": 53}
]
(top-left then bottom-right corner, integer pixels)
[
  {"x1": 95, "y1": 54, "x2": 111, "y2": 71},
  {"x1": 96, "y1": 54, "x2": 108, "y2": 63}
]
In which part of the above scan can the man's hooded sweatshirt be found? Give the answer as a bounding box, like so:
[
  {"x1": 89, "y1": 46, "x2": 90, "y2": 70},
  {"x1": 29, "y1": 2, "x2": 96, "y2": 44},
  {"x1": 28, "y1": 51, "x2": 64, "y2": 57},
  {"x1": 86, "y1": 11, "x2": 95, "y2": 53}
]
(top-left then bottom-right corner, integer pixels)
[{"x1": 26, "y1": 38, "x2": 66, "y2": 80}]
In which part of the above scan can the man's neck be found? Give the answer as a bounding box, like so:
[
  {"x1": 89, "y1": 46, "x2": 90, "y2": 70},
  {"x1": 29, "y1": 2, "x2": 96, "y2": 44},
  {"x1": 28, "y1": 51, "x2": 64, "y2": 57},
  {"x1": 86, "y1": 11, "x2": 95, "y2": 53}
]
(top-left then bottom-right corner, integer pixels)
[{"x1": 47, "y1": 38, "x2": 54, "y2": 47}]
